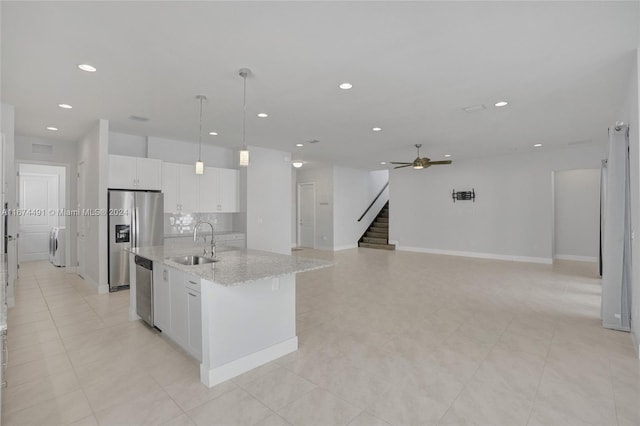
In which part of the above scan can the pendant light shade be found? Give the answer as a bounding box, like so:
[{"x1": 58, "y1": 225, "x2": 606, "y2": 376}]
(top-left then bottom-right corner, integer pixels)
[
  {"x1": 195, "y1": 95, "x2": 207, "y2": 175},
  {"x1": 239, "y1": 68, "x2": 250, "y2": 167}
]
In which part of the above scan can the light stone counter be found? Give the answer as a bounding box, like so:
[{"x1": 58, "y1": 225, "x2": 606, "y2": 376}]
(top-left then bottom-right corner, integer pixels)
[{"x1": 129, "y1": 244, "x2": 332, "y2": 286}]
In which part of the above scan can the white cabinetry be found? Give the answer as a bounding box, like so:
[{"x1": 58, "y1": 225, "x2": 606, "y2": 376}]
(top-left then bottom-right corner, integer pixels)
[
  {"x1": 152, "y1": 263, "x2": 202, "y2": 360},
  {"x1": 153, "y1": 265, "x2": 172, "y2": 333},
  {"x1": 108, "y1": 155, "x2": 162, "y2": 190},
  {"x1": 199, "y1": 167, "x2": 239, "y2": 213},
  {"x1": 162, "y1": 163, "x2": 199, "y2": 213}
]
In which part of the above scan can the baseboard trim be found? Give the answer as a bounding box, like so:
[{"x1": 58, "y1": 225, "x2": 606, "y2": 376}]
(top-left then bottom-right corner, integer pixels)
[
  {"x1": 554, "y1": 254, "x2": 598, "y2": 263},
  {"x1": 201, "y1": 337, "x2": 298, "y2": 388},
  {"x1": 334, "y1": 244, "x2": 358, "y2": 251},
  {"x1": 397, "y1": 245, "x2": 553, "y2": 265},
  {"x1": 603, "y1": 321, "x2": 630, "y2": 332}
]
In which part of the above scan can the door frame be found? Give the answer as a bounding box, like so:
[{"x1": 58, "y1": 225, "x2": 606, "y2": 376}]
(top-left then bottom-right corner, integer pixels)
[
  {"x1": 297, "y1": 182, "x2": 316, "y2": 249},
  {"x1": 16, "y1": 160, "x2": 73, "y2": 273}
]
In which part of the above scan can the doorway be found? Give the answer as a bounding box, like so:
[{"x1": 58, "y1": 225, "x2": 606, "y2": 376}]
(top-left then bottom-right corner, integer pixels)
[
  {"x1": 553, "y1": 169, "x2": 600, "y2": 263},
  {"x1": 297, "y1": 183, "x2": 315, "y2": 248},
  {"x1": 17, "y1": 164, "x2": 66, "y2": 263}
]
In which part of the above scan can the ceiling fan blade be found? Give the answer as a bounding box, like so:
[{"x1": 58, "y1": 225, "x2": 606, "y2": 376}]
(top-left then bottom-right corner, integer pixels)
[
  {"x1": 390, "y1": 162, "x2": 411, "y2": 165},
  {"x1": 427, "y1": 160, "x2": 452, "y2": 165},
  {"x1": 394, "y1": 164, "x2": 413, "y2": 169}
]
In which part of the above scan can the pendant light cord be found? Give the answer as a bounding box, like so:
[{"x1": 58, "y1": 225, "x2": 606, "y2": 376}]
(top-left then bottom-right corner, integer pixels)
[
  {"x1": 242, "y1": 73, "x2": 247, "y2": 148},
  {"x1": 198, "y1": 96, "x2": 204, "y2": 161}
]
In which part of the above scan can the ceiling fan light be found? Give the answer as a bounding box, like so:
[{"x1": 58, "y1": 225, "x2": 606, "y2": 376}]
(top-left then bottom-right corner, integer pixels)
[{"x1": 413, "y1": 164, "x2": 424, "y2": 170}]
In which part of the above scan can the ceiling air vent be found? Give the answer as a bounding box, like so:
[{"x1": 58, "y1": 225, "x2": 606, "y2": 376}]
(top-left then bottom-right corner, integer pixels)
[
  {"x1": 129, "y1": 115, "x2": 150, "y2": 122},
  {"x1": 32, "y1": 144, "x2": 53, "y2": 155},
  {"x1": 462, "y1": 104, "x2": 486, "y2": 113},
  {"x1": 307, "y1": 139, "x2": 320, "y2": 144}
]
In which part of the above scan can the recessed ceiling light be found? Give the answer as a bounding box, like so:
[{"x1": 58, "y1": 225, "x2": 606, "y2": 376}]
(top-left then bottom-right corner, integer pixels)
[
  {"x1": 372, "y1": 127, "x2": 382, "y2": 132},
  {"x1": 495, "y1": 101, "x2": 508, "y2": 107},
  {"x1": 46, "y1": 126, "x2": 58, "y2": 131},
  {"x1": 257, "y1": 113, "x2": 268, "y2": 118},
  {"x1": 444, "y1": 154, "x2": 452, "y2": 158},
  {"x1": 533, "y1": 143, "x2": 543, "y2": 147},
  {"x1": 77, "y1": 64, "x2": 97, "y2": 72},
  {"x1": 339, "y1": 83, "x2": 353, "y2": 90},
  {"x1": 209, "y1": 131, "x2": 218, "y2": 136},
  {"x1": 296, "y1": 143, "x2": 304, "y2": 147},
  {"x1": 58, "y1": 103, "x2": 72, "y2": 109},
  {"x1": 380, "y1": 161, "x2": 387, "y2": 165}
]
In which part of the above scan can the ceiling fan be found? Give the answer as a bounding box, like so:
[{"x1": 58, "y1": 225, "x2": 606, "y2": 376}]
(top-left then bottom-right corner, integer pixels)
[{"x1": 390, "y1": 144, "x2": 452, "y2": 170}]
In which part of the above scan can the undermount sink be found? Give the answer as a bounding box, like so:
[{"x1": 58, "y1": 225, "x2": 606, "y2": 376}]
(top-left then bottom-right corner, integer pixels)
[{"x1": 167, "y1": 255, "x2": 219, "y2": 266}]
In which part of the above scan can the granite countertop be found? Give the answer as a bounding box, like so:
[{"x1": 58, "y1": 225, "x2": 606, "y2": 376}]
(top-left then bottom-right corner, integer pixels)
[
  {"x1": 0, "y1": 255, "x2": 7, "y2": 331},
  {"x1": 164, "y1": 231, "x2": 245, "y2": 239},
  {"x1": 129, "y1": 244, "x2": 332, "y2": 287}
]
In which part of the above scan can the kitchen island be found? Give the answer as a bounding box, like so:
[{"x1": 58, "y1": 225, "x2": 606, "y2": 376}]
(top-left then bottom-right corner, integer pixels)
[{"x1": 128, "y1": 245, "x2": 331, "y2": 387}]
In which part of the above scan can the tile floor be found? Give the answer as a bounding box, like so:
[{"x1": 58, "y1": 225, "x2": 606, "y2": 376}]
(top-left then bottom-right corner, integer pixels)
[{"x1": 2, "y1": 249, "x2": 639, "y2": 426}]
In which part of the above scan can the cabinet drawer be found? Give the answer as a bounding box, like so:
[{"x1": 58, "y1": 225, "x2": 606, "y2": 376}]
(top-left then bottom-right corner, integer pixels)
[{"x1": 185, "y1": 277, "x2": 200, "y2": 292}]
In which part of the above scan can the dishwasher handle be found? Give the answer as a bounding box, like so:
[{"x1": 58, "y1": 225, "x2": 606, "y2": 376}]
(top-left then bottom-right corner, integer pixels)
[{"x1": 134, "y1": 256, "x2": 152, "y2": 270}]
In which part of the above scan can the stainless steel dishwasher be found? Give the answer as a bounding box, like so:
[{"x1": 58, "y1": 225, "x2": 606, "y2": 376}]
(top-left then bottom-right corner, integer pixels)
[{"x1": 135, "y1": 255, "x2": 154, "y2": 327}]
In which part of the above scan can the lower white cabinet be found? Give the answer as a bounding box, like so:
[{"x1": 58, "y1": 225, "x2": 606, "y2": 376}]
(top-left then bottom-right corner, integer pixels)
[
  {"x1": 153, "y1": 265, "x2": 172, "y2": 333},
  {"x1": 152, "y1": 263, "x2": 201, "y2": 360}
]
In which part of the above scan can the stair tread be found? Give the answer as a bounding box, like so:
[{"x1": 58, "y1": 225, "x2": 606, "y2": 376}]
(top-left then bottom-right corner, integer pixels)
[
  {"x1": 358, "y1": 242, "x2": 396, "y2": 250},
  {"x1": 363, "y1": 237, "x2": 387, "y2": 244}
]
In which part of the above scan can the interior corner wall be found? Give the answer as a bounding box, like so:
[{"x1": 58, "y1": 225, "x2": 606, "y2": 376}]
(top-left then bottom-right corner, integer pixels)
[
  {"x1": 295, "y1": 165, "x2": 334, "y2": 250},
  {"x1": 77, "y1": 119, "x2": 109, "y2": 291},
  {"x1": 15, "y1": 135, "x2": 78, "y2": 270},
  {"x1": 553, "y1": 169, "x2": 600, "y2": 261},
  {"x1": 246, "y1": 146, "x2": 291, "y2": 255},
  {"x1": 291, "y1": 168, "x2": 297, "y2": 248},
  {"x1": 389, "y1": 145, "x2": 606, "y2": 263}
]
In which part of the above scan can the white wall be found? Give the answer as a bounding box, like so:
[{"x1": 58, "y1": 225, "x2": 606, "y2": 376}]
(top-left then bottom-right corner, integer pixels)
[
  {"x1": 333, "y1": 167, "x2": 389, "y2": 250},
  {"x1": 554, "y1": 169, "x2": 600, "y2": 261},
  {"x1": 109, "y1": 132, "x2": 147, "y2": 157},
  {"x1": 1, "y1": 103, "x2": 17, "y2": 305},
  {"x1": 390, "y1": 145, "x2": 606, "y2": 263},
  {"x1": 246, "y1": 146, "x2": 291, "y2": 255},
  {"x1": 621, "y1": 48, "x2": 640, "y2": 354},
  {"x1": 77, "y1": 120, "x2": 109, "y2": 292},
  {"x1": 15, "y1": 135, "x2": 78, "y2": 269},
  {"x1": 291, "y1": 168, "x2": 297, "y2": 247},
  {"x1": 147, "y1": 136, "x2": 234, "y2": 168},
  {"x1": 295, "y1": 165, "x2": 334, "y2": 250}
]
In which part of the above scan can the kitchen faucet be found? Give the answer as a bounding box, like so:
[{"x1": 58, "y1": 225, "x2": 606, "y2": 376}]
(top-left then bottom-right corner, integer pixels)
[{"x1": 193, "y1": 221, "x2": 216, "y2": 258}]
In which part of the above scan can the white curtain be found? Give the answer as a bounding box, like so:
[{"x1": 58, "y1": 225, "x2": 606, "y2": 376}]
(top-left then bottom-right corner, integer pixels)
[{"x1": 601, "y1": 125, "x2": 632, "y2": 331}]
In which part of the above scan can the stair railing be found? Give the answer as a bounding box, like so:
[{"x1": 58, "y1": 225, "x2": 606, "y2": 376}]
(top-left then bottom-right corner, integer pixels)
[{"x1": 357, "y1": 181, "x2": 389, "y2": 222}]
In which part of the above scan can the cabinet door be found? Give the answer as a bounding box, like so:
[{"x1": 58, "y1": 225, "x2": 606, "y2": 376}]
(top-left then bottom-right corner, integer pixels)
[
  {"x1": 136, "y1": 158, "x2": 162, "y2": 190},
  {"x1": 186, "y1": 289, "x2": 202, "y2": 360},
  {"x1": 198, "y1": 167, "x2": 221, "y2": 212},
  {"x1": 152, "y1": 265, "x2": 171, "y2": 333},
  {"x1": 108, "y1": 155, "x2": 137, "y2": 189},
  {"x1": 169, "y1": 269, "x2": 188, "y2": 348},
  {"x1": 218, "y1": 168, "x2": 240, "y2": 212},
  {"x1": 162, "y1": 163, "x2": 179, "y2": 214},
  {"x1": 178, "y1": 165, "x2": 199, "y2": 213}
]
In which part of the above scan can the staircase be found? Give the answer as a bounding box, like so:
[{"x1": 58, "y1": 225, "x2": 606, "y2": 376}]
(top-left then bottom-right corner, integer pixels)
[{"x1": 358, "y1": 202, "x2": 395, "y2": 250}]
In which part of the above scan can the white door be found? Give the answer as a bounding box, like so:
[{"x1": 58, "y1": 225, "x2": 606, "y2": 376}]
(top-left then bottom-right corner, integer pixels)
[
  {"x1": 18, "y1": 173, "x2": 59, "y2": 261},
  {"x1": 297, "y1": 183, "x2": 315, "y2": 248},
  {"x1": 77, "y1": 162, "x2": 86, "y2": 278}
]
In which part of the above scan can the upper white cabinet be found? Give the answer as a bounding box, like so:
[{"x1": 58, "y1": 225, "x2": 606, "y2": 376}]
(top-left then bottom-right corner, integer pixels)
[
  {"x1": 162, "y1": 163, "x2": 199, "y2": 213},
  {"x1": 108, "y1": 155, "x2": 162, "y2": 190},
  {"x1": 163, "y1": 163, "x2": 239, "y2": 214},
  {"x1": 199, "y1": 167, "x2": 240, "y2": 213}
]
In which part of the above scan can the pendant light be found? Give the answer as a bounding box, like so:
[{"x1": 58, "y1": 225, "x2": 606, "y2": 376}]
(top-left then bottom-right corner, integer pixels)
[
  {"x1": 194, "y1": 94, "x2": 207, "y2": 175},
  {"x1": 239, "y1": 68, "x2": 250, "y2": 167}
]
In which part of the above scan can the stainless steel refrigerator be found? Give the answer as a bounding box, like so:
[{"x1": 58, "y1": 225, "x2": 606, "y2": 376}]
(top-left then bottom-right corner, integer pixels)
[{"x1": 108, "y1": 190, "x2": 163, "y2": 292}]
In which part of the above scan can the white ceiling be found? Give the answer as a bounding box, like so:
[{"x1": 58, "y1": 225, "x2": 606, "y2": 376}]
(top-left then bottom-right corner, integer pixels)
[{"x1": 2, "y1": 1, "x2": 639, "y2": 169}]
